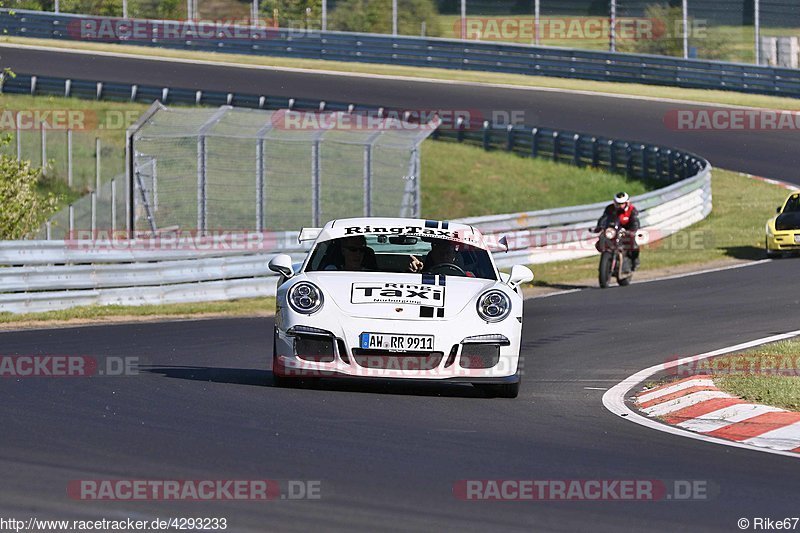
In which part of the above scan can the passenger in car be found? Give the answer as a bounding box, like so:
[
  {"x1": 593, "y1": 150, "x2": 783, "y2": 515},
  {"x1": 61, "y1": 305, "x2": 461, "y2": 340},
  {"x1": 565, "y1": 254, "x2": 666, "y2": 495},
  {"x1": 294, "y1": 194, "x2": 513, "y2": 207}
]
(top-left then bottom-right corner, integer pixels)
[{"x1": 323, "y1": 235, "x2": 377, "y2": 271}]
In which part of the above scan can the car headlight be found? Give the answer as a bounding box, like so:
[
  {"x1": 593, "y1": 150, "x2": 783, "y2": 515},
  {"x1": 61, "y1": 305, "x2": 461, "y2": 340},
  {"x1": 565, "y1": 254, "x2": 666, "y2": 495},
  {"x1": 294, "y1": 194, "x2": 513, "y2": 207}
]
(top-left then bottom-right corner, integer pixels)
[
  {"x1": 288, "y1": 282, "x2": 324, "y2": 314},
  {"x1": 476, "y1": 290, "x2": 511, "y2": 323},
  {"x1": 604, "y1": 227, "x2": 617, "y2": 240}
]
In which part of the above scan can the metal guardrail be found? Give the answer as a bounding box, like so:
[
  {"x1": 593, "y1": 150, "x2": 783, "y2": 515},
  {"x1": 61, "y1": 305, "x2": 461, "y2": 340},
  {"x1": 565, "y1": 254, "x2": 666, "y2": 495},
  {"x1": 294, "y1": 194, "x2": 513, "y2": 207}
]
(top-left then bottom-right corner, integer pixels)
[
  {"x1": 2, "y1": 9, "x2": 800, "y2": 97},
  {"x1": 0, "y1": 71, "x2": 711, "y2": 313}
]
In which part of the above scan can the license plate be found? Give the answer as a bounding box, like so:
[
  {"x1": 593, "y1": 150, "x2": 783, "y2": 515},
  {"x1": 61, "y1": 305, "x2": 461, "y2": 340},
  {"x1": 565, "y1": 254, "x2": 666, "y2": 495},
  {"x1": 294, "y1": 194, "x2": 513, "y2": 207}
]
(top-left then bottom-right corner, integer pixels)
[
  {"x1": 359, "y1": 332, "x2": 434, "y2": 352},
  {"x1": 795, "y1": 235, "x2": 800, "y2": 243}
]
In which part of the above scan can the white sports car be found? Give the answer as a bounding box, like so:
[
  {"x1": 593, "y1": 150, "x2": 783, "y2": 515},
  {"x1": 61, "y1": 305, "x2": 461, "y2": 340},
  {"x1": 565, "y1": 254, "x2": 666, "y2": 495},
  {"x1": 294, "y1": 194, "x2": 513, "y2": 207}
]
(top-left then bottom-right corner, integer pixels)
[{"x1": 268, "y1": 217, "x2": 533, "y2": 398}]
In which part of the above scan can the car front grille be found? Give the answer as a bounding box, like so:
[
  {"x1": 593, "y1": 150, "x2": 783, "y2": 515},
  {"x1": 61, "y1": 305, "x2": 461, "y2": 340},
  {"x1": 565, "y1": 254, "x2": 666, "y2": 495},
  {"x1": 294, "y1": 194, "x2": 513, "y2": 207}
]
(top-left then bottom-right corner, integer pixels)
[{"x1": 352, "y1": 349, "x2": 443, "y2": 370}]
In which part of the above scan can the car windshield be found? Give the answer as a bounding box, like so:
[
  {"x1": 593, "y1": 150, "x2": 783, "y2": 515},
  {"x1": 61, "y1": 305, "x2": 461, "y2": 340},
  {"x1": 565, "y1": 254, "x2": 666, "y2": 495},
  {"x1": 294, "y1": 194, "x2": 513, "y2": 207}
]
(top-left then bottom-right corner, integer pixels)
[
  {"x1": 783, "y1": 195, "x2": 800, "y2": 213},
  {"x1": 305, "y1": 235, "x2": 497, "y2": 280}
]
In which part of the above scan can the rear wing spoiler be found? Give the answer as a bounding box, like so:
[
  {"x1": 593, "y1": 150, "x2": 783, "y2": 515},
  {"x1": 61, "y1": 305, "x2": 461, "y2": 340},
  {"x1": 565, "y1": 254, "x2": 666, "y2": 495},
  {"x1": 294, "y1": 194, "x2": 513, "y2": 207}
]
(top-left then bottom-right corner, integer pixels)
[{"x1": 298, "y1": 227, "x2": 322, "y2": 243}]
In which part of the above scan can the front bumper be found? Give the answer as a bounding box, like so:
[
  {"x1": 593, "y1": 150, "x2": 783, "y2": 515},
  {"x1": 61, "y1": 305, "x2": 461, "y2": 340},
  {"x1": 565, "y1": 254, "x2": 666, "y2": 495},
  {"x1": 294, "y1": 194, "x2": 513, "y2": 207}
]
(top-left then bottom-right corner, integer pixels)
[
  {"x1": 767, "y1": 231, "x2": 800, "y2": 251},
  {"x1": 273, "y1": 314, "x2": 523, "y2": 381}
]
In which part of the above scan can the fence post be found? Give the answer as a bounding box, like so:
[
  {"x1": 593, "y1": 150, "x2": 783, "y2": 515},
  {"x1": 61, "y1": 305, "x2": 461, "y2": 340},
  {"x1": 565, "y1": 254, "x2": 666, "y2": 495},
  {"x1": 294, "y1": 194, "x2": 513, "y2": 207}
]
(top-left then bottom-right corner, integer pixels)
[
  {"x1": 256, "y1": 138, "x2": 264, "y2": 232},
  {"x1": 95, "y1": 137, "x2": 101, "y2": 196},
  {"x1": 667, "y1": 149, "x2": 674, "y2": 180},
  {"x1": 46, "y1": 220, "x2": 52, "y2": 241},
  {"x1": 456, "y1": 117, "x2": 465, "y2": 142},
  {"x1": 482, "y1": 121, "x2": 491, "y2": 150},
  {"x1": 573, "y1": 134, "x2": 581, "y2": 166},
  {"x1": 67, "y1": 129, "x2": 73, "y2": 187},
  {"x1": 640, "y1": 145, "x2": 648, "y2": 179},
  {"x1": 363, "y1": 144, "x2": 373, "y2": 217},
  {"x1": 151, "y1": 158, "x2": 158, "y2": 212},
  {"x1": 40, "y1": 125, "x2": 47, "y2": 175},
  {"x1": 68, "y1": 204, "x2": 74, "y2": 237},
  {"x1": 311, "y1": 139, "x2": 321, "y2": 226},
  {"x1": 197, "y1": 135, "x2": 207, "y2": 234},
  {"x1": 654, "y1": 147, "x2": 662, "y2": 179},
  {"x1": 591, "y1": 137, "x2": 599, "y2": 167},
  {"x1": 15, "y1": 117, "x2": 21, "y2": 160},
  {"x1": 111, "y1": 178, "x2": 117, "y2": 232},
  {"x1": 506, "y1": 124, "x2": 514, "y2": 151},
  {"x1": 608, "y1": 140, "x2": 616, "y2": 171},
  {"x1": 552, "y1": 131, "x2": 560, "y2": 161},
  {"x1": 91, "y1": 191, "x2": 97, "y2": 233},
  {"x1": 625, "y1": 143, "x2": 634, "y2": 178},
  {"x1": 531, "y1": 128, "x2": 539, "y2": 158}
]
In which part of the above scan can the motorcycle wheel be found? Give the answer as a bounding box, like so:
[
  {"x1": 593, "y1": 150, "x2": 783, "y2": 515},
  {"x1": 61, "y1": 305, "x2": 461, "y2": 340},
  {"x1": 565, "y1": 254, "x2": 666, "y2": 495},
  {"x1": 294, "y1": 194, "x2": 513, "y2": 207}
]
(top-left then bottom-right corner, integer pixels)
[
  {"x1": 618, "y1": 254, "x2": 632, "y2": 286},
  {"x1": 599, "y1": 252, "x2": 613, "y2": 288}
]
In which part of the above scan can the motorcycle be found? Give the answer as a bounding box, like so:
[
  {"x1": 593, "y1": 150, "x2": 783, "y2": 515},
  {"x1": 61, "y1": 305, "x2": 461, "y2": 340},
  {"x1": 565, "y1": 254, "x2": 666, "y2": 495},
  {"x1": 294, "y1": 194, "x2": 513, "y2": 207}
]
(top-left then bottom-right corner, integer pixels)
[{"x1": 594, "y1": 223, "x2": 638, "y2": 289}]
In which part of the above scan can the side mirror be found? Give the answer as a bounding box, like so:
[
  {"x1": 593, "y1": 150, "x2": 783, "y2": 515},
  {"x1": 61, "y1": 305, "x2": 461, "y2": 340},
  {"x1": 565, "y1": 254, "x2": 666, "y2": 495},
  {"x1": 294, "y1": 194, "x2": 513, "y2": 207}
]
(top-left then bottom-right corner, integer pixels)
[
  {"x1": 507, "y1": 264, "x2": 534, "y2": 288},
  {"x1": 268, "y1": 254, "x2": 294, "y2": 279},
  {"x1": 777, "y1": 206, "x2": 783, "y2": 214},
  {"x1": 498, "y1": 236, "x2": 509, "y2": 253}
]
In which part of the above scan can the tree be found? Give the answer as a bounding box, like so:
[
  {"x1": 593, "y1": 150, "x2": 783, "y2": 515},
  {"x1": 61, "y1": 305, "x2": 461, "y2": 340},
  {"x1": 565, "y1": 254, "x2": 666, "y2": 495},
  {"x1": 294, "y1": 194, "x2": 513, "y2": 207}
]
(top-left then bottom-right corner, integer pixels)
[
  {"x1": 330, "y1": 0, "x2": 442, "y2": 37},
  {"x1": 0, "y1": 136, "x2": 58, "y2": 239},
  {"x1": 261, "y1": 0, "x2": 321, "y2": 28}
]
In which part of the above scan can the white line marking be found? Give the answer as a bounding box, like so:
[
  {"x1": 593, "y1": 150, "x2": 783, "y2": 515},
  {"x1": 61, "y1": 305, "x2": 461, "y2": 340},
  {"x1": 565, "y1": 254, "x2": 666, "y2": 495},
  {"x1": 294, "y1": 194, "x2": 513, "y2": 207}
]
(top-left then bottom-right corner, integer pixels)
[
  {"x1": 584, "y1": 387, "x2": 608, "y2": 390},
  {"x1": 0, "y1": 42, "x2": 791, "y2": 111},
  {"x1": 602, "y1": 329, "x2": 800, "y2": 459},
  {"x1": 676, "y1": 404, "x2": 783, "y2": 434},
  {"x1": 637, "y1": 378, "x2": 715, "y2": 403},
  {"x1": 744, "y1": 422, "x2": 800, "y2": 451},
  {"x1": 641, "y1": 390, "x2": 732, "y2": 417}
]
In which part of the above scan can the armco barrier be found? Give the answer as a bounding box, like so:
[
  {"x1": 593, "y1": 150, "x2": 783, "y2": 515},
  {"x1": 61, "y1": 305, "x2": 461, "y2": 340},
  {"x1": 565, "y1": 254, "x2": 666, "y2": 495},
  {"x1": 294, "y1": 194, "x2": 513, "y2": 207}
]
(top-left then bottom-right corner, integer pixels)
[
  {"x1": 2, "y1": 9, "x2": 800, "y2": 97},
  {"x1": 0, "y1": 166, "x2": 710, "y2": 313},
  {"x1": 0, "y1": 72, "x2": 711, "y2": 312}
]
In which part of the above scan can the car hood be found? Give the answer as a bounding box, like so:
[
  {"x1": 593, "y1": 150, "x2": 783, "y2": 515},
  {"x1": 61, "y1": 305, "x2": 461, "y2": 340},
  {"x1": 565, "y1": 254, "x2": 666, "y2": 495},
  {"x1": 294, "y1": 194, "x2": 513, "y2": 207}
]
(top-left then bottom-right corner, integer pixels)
[
  {"x1": 304, "y1": 272, "x2": 498, "y2": 320},
  {"x1": 775, "y1": 212, "x2": 800, "y2": 231}
]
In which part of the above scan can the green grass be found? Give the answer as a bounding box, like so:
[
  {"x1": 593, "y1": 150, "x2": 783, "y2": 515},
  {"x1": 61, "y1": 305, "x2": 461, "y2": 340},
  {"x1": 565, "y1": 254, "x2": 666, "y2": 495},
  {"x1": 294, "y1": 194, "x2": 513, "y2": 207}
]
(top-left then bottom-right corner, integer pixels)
[
  {"x1": 711, "y1": 339, "x2": 800, "y2": 411},
  {"x1": 421, "y1": 140, "x2": 655, "y2": 219},
  {"x1": 6, "y1": 36, "x2": 800, "y2": 111},
  {"x1": 530, "y1": 168, "x2": 790, "y2": 287},
  {"x1": 0, "y1": 93, "x2": 148, "y2": 192},
  {"x1": 0, "y1": 297, "x2": 276, "y2": 324},
  {"x1": 437, "y1": 16, "x2": 800, "y2": 65}
]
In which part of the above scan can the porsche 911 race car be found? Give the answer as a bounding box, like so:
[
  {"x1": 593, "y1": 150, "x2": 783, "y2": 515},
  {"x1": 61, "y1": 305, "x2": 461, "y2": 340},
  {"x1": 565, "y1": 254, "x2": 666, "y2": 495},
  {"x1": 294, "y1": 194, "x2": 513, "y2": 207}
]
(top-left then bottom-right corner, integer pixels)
[
  {"x1": 766, "y1": 192, "x2": 800, "y2": 258},
  {"x1": 268, "y1": 217, "x2": 534, "y2": 398}
]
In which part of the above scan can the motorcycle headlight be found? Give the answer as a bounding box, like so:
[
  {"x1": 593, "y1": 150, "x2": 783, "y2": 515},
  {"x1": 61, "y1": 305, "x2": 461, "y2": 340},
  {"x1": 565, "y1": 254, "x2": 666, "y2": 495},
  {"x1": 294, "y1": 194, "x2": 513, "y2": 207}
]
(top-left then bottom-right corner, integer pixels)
[
  {"x1": 604, "y1": 227, "x2": 617, "y2": 240},
  {"x1": 476, "y1": 290, "x2": 511, "y2": 323},
  {"x1": 288, "y1": 282, "x2": 324, "y2": 314}
]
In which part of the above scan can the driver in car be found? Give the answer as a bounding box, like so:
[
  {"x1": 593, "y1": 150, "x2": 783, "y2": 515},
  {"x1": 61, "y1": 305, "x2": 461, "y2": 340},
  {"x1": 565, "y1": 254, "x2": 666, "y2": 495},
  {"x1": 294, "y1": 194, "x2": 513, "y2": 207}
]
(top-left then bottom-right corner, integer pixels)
[{"x1": 408, "y1": 239, "x2": 464, "y2": 274}]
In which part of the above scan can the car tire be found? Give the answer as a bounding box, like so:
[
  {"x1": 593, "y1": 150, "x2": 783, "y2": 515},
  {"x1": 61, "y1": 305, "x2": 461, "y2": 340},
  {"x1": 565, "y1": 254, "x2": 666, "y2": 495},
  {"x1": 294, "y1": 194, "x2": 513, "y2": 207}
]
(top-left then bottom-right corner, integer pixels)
[
  {"x1": 765, "y1": 238, "x2": 781, "y2": 259},
  {"x1": 272, "y1": 329, "x2": 299, "y2": 388}
]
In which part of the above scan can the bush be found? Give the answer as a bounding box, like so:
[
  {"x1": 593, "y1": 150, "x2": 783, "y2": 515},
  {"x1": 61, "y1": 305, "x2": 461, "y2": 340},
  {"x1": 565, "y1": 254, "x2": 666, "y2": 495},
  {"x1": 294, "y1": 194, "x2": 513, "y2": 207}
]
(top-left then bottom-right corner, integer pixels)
[
  {"x1": 620, "y1": 3, "x2": 732, "y2": 61},
  {"x1": 261, "y1": 0, "x2": 321, "y2": 28},
  {"x1": 330, "y1": 0, "x2": 442, "y2": 37},
  {"x1": 0, "y1": 136, "x2": 58, "y2": 239}
]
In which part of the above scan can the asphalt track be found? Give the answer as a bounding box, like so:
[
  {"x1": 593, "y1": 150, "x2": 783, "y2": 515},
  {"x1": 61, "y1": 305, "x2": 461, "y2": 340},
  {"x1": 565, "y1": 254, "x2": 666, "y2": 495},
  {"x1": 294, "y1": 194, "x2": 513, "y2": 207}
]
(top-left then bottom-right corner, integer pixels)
[
  {"x1": 2, "y1": 45, "x2": 800, "y2": 182},
  {"x1": 1, "y1": 45, "x2": 800, "y2": 531}
]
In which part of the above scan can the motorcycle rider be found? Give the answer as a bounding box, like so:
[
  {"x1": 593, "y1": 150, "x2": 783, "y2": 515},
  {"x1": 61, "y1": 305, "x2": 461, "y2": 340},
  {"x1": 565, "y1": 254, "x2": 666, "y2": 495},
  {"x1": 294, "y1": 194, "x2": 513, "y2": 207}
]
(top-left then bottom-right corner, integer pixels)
[{"x1": 593, "y1": 192, "x2": 641, "y2": 271}]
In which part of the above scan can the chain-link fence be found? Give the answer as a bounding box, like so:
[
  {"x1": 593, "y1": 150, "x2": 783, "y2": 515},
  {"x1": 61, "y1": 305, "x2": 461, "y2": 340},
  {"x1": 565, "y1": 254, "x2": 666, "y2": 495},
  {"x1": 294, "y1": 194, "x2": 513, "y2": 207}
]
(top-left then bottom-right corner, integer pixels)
[{"x1": 127, "y1": 104, "x2": 436, "y2": 234}]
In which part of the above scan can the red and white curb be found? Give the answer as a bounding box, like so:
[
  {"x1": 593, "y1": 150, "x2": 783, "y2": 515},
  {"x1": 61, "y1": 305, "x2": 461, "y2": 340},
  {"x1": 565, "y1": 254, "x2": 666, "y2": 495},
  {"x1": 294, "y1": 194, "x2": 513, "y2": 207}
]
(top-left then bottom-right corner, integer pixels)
[
  {"x1": 603, "y1": 330, "x2": 800, "y2": 459},
  {"x1": 635, "y1": 375, "x2": 800, "y2": 454}
]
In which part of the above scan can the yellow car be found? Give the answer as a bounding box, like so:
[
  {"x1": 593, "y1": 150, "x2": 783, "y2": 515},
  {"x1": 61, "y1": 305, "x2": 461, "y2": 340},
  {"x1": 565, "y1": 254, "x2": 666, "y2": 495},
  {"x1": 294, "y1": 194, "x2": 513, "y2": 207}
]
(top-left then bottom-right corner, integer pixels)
[{"x1": 766, "y1": 192, "x2": 800, "y2": 258}]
